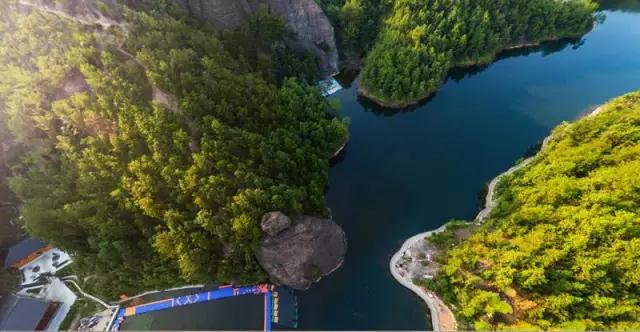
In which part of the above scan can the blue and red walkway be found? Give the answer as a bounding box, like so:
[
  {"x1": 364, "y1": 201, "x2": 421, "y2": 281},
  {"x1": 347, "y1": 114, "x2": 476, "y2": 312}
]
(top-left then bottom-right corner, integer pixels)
[{"x1": 110, "y1": 284, "x2": 294, "y2": 331}]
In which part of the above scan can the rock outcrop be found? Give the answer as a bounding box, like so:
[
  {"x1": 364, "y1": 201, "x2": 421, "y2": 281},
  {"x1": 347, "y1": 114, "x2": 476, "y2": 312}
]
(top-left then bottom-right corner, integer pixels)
[
  {"x1": 261, "y1": 211, "x2": 292, "y2": 237},
  {"x1": 173, "y1": 0, "x2": 253, "y2": 30},
  {"x1": 256, "y1": 212, "x2": 347, "y2": 290},
  {"x1": 174, "y1": 0, "x2": 339, "y2": 77}
]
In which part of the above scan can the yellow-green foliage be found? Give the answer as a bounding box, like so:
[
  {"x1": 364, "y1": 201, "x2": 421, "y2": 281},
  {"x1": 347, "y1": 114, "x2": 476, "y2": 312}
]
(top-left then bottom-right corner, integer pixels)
[{"x1": 440, "y1": 92, "x2": 640, "y2": 330}]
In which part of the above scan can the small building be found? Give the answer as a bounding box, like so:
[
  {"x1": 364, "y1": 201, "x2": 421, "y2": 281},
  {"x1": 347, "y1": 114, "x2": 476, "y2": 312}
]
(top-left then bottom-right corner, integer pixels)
[
  {"x1": 0, "y1": 293, "x2": 62, "y2": 331},
  {"x1": 3, "y1": 238, "x2": 72, "y2": 286},
  {"x1": 317, "y1": 78, "x2": 342, "y2": 97}
]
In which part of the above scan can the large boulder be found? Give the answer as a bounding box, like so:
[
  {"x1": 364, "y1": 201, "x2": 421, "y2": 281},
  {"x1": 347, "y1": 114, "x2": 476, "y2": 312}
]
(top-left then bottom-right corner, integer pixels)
[
  {"x1": 261, "y1": 211, "x2": 291, "y2": 236},
  {"x1": 256, "y1": 213, "x2": 347, "y2": 290},
  {"x1": 173, "y1": 0, "x2": 339, "y2": 77}
]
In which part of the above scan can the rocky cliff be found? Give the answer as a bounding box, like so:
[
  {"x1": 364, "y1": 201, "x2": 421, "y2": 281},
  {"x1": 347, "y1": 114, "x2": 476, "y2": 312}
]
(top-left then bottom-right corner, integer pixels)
[
  {"x1": 256, "y1": 212, "x2": 347, "y2": 290},
  {"x1": 174, "y1": 0, "x2": 339, "y2": 77}
]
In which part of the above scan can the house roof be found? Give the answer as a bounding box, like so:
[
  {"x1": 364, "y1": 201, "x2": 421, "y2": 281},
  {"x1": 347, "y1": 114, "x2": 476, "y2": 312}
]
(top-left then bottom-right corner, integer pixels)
[
  {"x1": 3, "y1": 238, "x2": 48, "y2": 269},
  {"x1": 0, "y1": 294, "x2": 50, "y2": 330}
]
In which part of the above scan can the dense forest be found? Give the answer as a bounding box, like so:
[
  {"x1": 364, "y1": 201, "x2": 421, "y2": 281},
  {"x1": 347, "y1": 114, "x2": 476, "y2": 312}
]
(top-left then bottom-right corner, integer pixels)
[
  {"x1": 316, "y1": 0, "x2": 391, "y2": 57},
  {"x1": 428, "y1": 92, "x2": 640, "y2": 330},
  {"x1": 319, "y1": 0, "x2": 598, "y2": 107},
  {"x1": 0, "y1": 0, "x2": 347, "y2": 296}
]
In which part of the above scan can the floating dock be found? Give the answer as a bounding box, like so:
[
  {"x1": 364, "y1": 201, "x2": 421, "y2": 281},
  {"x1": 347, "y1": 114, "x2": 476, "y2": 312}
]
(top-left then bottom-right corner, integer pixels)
[{"x1": 109, "y1": 284, "x2": 296, "y2": 331}]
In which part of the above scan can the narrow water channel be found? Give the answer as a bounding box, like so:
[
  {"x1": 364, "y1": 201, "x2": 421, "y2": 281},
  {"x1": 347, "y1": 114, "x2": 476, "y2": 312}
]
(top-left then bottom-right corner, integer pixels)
[
  {"x1": 122, "y1": 3, "x2": 640, "y2": 329},
  {"x1": 298, "y1": 4, "x2": 640, "y2": 330}
]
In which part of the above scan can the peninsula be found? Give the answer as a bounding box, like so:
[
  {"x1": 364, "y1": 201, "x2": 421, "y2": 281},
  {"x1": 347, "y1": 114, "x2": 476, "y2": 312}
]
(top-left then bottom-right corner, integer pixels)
[
  {"x1": 356, "y1": 0, "x2": 598, "y2": 108},
  {"x1": 393, "y1": 91, "x2": 640, "y2": 330}
]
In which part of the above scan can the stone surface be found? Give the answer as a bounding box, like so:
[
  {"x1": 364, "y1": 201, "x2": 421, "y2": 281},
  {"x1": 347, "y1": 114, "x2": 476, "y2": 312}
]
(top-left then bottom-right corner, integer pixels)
[
  {"x1": 61, "y1": 69, "x2": 90, "y2": 98},
  {"x1": 260, "y1": 211, "x2": 292, "y2": 236},
  {"x1": 256, "y1": 214, "x2": 347, "y2": 290},
  {"x1": 173, "y1": 0, "x2": 252, "y2": 30},
  {"x1": 174, "y1": 0, "x2": 339, "y2": 76}
]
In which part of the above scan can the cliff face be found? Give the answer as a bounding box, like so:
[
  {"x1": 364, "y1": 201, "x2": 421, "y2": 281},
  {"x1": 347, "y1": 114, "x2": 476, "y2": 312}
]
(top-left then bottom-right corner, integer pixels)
[
  {"x1": 173, "y1": 0, "x2": 253, "y2": 29},
  {"x1": 174, "y1": 0, "x2": 339, "y2": 77}
]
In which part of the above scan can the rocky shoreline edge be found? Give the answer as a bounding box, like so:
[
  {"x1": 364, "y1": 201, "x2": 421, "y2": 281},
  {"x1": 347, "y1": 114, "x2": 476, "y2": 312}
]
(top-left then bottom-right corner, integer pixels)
[
  {"x1": 389, "y1": 104, "x2": 604, "y2": 330},
  {"x1": 389, "y1": 226, "x2": 455, "y2": 331}
]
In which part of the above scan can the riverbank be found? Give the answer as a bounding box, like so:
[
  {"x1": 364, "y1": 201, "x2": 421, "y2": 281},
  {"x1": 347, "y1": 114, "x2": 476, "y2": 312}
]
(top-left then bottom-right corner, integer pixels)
[
  {"x1": 357, "y1": 82, "x2": 427, "y2": 109},
  {"x1": 358, "y1": 32, "x2": 593, "y2": 109},
  {"x1": 389, "y1": 226, "x2": 456, "y2": 331},
  {"x1": 388, "y1": 126, "x2": 551, "y2": 330},
  {"x1": 389, "y1": 104, "x2": 605, "y2": 330}
]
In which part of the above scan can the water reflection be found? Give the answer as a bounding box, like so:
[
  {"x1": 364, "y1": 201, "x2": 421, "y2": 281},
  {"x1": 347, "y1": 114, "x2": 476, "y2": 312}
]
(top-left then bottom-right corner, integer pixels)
[
  {"x1": 449, "y1": 37, "x2": 585, "y2": 83},
  {"x1": 337, "y1": 35, "x2": 588, "y2": 117},
  {"x1": 600, "y1": 0, "x2": 640, "y2": 12}
]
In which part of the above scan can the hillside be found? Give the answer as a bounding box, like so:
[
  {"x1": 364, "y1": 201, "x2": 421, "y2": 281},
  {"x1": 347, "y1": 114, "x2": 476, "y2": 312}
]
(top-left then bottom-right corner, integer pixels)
[
  {"x1": 430, "y1": 92, "x2": 640, "y2": 330},
  {"x1": 0, "y1": 0, "x2": 347, "y2": 296},
  {"x1": 319, "y1": 0, "x2": 597, "y2": 107}
]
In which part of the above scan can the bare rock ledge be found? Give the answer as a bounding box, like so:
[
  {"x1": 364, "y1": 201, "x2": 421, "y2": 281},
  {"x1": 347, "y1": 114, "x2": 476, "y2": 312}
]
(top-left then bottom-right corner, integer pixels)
[
  {"x1": 256, "y1": 212, "x2": 347, "y2": 290},
  {"x1": 173, "y1": 0, "x2": 339, "y2": 77}
]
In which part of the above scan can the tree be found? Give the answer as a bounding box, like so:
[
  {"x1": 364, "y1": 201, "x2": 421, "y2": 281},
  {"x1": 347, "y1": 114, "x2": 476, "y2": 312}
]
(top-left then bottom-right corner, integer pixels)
[{"x1": 434, "y1": 91, "x2": 640, "y2": 330}]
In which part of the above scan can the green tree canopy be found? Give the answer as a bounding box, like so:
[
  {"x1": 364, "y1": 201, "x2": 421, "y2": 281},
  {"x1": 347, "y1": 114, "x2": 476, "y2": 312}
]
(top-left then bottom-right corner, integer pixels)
[
  {"x1": 0, "y1": 0, "x2": 347, "y2": 297},
  {"x1": 357, "y1": 0, "x2": 597, "y2": 106},
  {"x1": 436, "y1": 92, "x2": 640, "y2": 330}
]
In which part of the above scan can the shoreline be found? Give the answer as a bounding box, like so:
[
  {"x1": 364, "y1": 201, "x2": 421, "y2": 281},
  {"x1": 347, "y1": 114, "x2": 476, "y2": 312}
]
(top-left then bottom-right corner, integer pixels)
[
  {"x1": 390, "y1": 104, "x2": 604, "y2": 330},
  {"x1": 389, "y1": 226, "x2": 456, "y2": 331},
  {"x1": 357, "y1": 82, "x2": 427, "y2": 109},
  {"x1": 358, "y1": 32, "x2": 592, "y2": 109}
]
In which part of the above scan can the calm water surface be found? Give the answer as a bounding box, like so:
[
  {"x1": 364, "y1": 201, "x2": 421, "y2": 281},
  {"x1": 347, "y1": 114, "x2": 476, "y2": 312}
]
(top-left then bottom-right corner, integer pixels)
[
  {"x1": 300, "y1": 6, "x2": 640, "y2": 330},
  {"x1": 127, "y1": 4, "x2": 640, "y2": 330}
]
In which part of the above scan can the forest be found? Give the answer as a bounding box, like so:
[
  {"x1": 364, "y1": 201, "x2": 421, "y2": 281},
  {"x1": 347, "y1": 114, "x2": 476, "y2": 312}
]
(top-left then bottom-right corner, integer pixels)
[
  {"x1": 0, "y1": 0, "x2": 347, "y2": 296},
  {"x1": 318, "y1": 0, "x2": 598, "y2": 106},
  {"x1": 316, "y1": 0, "x2": 391, "y2": 57},
  {"x1": 428, "y1": 92, "x2": 640, "y2": 330}
]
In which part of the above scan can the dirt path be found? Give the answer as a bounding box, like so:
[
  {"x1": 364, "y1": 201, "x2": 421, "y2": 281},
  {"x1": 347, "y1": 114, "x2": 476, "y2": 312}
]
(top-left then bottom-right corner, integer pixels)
[
  {"x1": 390, "y1": 104, "x2": 606, "y2": 331},
  {"x1": 61, "y1": 277, "x2": 112, "y2": 309},
  {"x1": 477, "y1": 104, "x2": 603, "y2": 222},
  {"x1": 389, "y1": 138, "x2": 549, "y2": 330},
  {"x1": 389, "y1": 226, "x2": 457, "y2": 331}
]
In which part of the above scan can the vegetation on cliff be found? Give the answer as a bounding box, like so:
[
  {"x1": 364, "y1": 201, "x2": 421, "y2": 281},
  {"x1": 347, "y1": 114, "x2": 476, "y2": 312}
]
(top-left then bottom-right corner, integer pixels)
[
  {"x1": 430, "y1": 92, "x2": 640, "y2": 330},
  {"x1": 318, "y1": 0, "x2": 597, "y2": 106},
  {"x1": 316, "y1": 0, "x2": 390, "y2": 56},
  {"x1": 0, "y1": 0, "x2": 347, "y2": 296}
]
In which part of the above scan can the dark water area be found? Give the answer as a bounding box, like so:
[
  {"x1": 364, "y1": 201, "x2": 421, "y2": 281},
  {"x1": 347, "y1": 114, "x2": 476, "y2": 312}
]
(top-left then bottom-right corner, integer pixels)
[
  {"x1": 123, "y1": 294, "x2": 265, "y2": 330},
  {"x1": 298, "y1": 7, "x2": 640, "y2": 330},
  {"x1": 125, "y1": 4, "x2": 640, "y2": 330},
  {"x1": 121, "y1": 284, "x2": 268, "y2": 330}
]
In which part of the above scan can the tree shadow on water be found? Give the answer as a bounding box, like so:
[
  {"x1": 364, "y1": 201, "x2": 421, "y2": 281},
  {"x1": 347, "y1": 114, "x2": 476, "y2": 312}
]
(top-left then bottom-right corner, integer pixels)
[
  {"x1": 354, "y1": 37, "x2": 586, "y2": 117},
  {"x1": 449, "y1": 37, "x2": 585, "y2": 83},
  {"x1": 599, "y1": 0, "x2": 640, "y2": 13},
  {"x1": 357, "y1": 92, "x2": 437, "y2": 117}
]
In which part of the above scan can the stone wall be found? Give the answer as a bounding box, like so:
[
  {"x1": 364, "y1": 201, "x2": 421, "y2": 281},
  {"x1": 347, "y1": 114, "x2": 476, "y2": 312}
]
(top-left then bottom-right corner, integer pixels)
[{"x1": 174, "y1": 0, "x2": 339, "y2": 76}]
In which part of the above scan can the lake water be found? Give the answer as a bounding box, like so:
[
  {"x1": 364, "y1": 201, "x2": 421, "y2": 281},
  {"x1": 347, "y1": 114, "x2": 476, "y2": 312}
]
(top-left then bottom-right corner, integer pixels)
[
  {"x1": 299, "y1": 4, "x2": 640, "y2": 330},
  {"x1": 125, "y1": 3, "x2": 640, "y2": 330}
]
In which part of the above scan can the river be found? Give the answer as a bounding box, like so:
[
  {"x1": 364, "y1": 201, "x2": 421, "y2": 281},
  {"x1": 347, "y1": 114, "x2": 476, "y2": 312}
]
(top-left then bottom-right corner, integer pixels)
[
  {"x1": 123, "y1": 3, "x2": 640, "y2": 330},
  {"x1": 299, "y1": 3, "x2": 640, "y2": 330}
]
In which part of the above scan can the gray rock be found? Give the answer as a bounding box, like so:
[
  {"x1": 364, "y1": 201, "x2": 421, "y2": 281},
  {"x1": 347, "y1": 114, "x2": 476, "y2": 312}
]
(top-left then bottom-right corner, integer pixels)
[
  {"x1": 256, "y1": 214, "x2": 347, "y2": 290},
  {"x1": 174, "y1": 0, "x2": 339, "y2": 77},
  {"x1": 261, "y1": 211, "x2": 292, "y2": 236},
  {"x1": 174, "y1": 0, "x2": 253, "y2": 31},
  {"x1": 61, "y1": 69, "x2": 90, "y2": 98}
]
